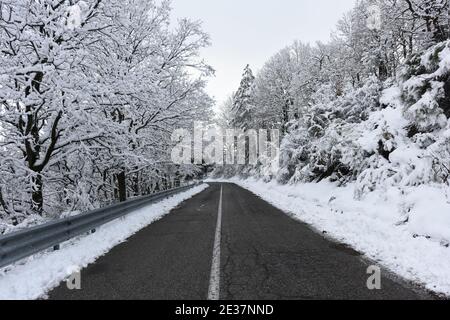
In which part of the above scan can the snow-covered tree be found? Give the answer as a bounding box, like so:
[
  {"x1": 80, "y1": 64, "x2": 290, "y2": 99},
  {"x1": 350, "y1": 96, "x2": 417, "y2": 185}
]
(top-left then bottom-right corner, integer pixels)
[
  {"x1": 0, "y1": 0, "x2": 213, "y2": 227},
  {"x1": 231, "y1": 65, "x2": 256, "y2": 130},
  {"x1": 216, "y1": 0, "x2": 450, "y2": 193},
  {"x1": 216, "y1": 95, "x2": 235, "y2": 128},
  {"x1": 0, "y1": 0, "x2": 108, "y2": 216}
]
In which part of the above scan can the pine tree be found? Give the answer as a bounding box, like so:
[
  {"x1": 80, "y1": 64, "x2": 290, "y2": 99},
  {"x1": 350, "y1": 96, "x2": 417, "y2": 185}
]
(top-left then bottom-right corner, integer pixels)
[{"x1": 231, "y1": 65, "x2": 256, "y2": 130}]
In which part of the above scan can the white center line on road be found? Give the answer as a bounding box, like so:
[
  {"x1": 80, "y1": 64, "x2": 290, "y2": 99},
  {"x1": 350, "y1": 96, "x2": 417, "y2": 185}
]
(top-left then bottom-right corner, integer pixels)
[{"x1": 207, "y1": 185, "x2": 223, "y2": 300}]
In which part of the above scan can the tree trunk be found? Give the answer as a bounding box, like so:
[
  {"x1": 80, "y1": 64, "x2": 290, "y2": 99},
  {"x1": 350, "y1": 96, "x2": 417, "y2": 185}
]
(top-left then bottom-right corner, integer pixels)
[
  {"x1": 0, "y1": 187, "x2": 10, "y2": 217},
  {"x1": 31, "y1": 173, "x2": 44, "y2": 215},
  {"x1": 117, "y1": 171, "x2": 127, "y2": 202},
  {"x1": 282, "y1": 98, "x2": 292, "y2": 135},
  {"x1": 132, "y1": 168, "x2": 140, "y2": 196}
]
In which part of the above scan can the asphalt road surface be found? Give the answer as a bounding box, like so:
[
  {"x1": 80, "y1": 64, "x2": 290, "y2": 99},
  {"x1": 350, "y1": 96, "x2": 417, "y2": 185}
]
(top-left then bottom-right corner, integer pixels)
[{"x1": 49, "y1": 183, "x2": 432, "y2": 300}]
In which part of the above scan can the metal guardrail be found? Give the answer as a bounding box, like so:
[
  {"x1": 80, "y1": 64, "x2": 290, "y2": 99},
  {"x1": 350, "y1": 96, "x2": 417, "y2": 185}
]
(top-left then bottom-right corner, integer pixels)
[{"x1": 0, "y1": 183, "x2": 202, "y2": 269}]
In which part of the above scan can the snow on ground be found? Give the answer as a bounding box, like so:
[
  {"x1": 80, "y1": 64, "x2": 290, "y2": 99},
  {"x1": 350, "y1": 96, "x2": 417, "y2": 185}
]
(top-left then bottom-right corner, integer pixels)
[
  {"x1": 207, "y1": 178, "x2": 450, "y2": 297},
  {"x1": 0, "y1": 184, "x2": 208, "y2": 300}
]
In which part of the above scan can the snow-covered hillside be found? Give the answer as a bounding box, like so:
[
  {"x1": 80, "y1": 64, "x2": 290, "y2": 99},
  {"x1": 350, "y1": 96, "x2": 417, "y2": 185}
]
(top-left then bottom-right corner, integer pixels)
[{"x1": 213, "y1": 1, "x2": 450, "y2": 297}]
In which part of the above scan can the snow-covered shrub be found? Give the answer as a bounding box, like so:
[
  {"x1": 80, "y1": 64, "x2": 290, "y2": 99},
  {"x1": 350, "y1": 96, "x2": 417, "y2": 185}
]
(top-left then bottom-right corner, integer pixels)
[
  {"x1": 334, "y1": 76, "x2": 382, "y2": 123},
  {"x1": 401, "y1": 41, "x2": 450, "y2": 133},
  {"x1": 354, "y1": 41, "x2": 450, "y2": 197},
  {"x1": 277, "y1": 77, "x2": 383, "y2": 184},
  {"x1": 278, "y1": 127, "x2": 312, "y2": 183}
]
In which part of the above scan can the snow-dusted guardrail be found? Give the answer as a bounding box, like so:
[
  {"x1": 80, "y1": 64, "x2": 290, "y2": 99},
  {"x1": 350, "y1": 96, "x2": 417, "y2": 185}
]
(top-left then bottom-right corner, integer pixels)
[{"x1": 0, "y1": 183, "x2": 202, "y2": 269}]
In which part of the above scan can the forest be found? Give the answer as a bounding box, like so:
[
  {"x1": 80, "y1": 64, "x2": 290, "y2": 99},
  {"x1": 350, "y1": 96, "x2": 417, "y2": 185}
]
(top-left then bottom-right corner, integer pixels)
[
  {"x1": 1, "y1": 0, "x2": 450, "y2": 300},
  {"x1": 0, "y1": 0, "x2": 213, "y2": 231},
  {"x1": 216, "y1": 0, "x2": 450, "y2": 199},
  {"x1": 1, "y1": 0, "x2": 450, "y2": 235}
]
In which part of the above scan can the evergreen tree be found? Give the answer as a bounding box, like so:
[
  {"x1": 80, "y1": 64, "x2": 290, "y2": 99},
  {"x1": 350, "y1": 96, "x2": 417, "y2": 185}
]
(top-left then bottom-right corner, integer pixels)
[{"x1": 231, "y1": 65, "x2": 256, "y2": 130}]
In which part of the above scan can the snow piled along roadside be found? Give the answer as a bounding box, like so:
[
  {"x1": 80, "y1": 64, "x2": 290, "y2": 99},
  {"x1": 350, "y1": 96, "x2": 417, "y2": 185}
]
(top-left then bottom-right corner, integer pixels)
[
  {"x1": 0, "y1": 184, "x2": 209, "y2": 300},
  {"x1": 209, "y1": 178, "x2": 450, "y2": 297}
]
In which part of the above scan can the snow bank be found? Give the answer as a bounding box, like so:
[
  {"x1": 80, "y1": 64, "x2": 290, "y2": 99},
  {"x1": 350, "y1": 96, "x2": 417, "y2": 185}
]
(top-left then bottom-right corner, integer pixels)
[
  {"x1": 407, "y1": 185, "x2": 450, "y2": 242},
  {"x1": 208, "y1": 178, "x2": 450, "y2": 297},
  {"x1": 0, "y1": 184, "x2": 208, "y2": 300}
]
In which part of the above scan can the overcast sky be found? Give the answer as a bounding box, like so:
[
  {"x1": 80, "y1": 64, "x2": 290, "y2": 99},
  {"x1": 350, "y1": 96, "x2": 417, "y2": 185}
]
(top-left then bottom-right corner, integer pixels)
[{"x1": 171, "y1": 0, "x2": 356, "y2": 107}]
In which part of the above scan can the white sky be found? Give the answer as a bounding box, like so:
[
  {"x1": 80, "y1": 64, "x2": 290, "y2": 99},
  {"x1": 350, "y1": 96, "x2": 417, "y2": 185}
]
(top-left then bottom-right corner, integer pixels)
[{"x1": 171, "y1": 0, "x2": 357, "y2": 107}]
